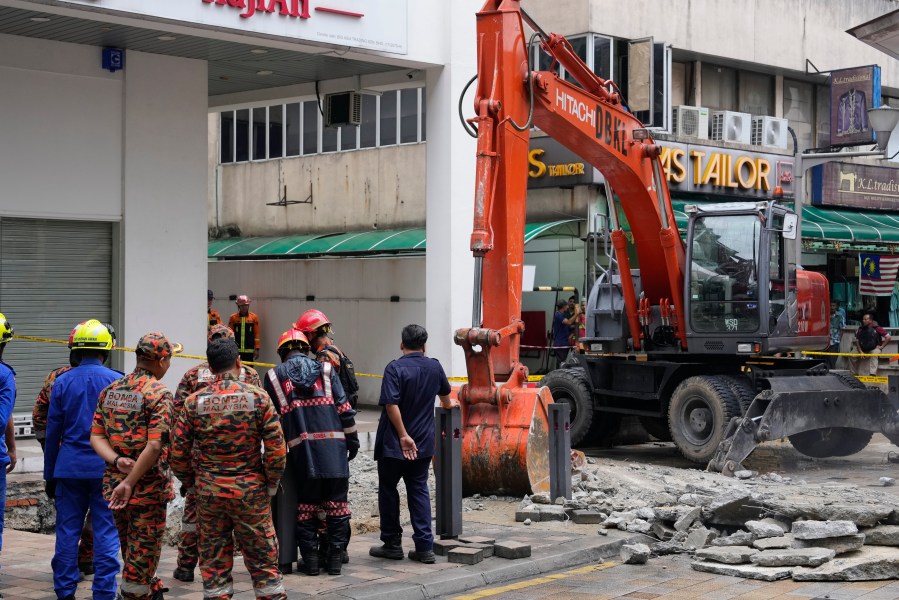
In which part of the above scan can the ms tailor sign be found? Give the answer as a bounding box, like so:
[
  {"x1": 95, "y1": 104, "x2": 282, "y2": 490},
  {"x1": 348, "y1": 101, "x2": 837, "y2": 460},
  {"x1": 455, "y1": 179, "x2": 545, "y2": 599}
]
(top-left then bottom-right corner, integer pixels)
[
  {"x1": 527, "y1": 137, "x2": 600, "y2": 189},
  {"x1": 812, "y1": 162, "x2": 899, "y2": 210},
  {"x1": 58, "y1": 0, "x2": 408, "y2": 54}
]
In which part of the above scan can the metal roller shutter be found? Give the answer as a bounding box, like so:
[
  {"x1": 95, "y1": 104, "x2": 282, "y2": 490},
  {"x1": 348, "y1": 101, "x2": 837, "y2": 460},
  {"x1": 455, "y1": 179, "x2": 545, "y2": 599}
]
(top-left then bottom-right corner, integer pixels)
[{"x1": 0, "y1": 218, "x2": 113, "y2": 414}]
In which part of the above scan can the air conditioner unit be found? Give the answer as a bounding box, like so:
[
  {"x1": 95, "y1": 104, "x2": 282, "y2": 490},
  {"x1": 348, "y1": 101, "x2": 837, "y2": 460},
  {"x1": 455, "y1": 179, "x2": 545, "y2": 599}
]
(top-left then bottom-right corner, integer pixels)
[
  {"x1": 751, "y1": 116, "x2": 788, "y2": 149},
  {"x1": 672, "y1": 105, "x2": 710, "y2": 139},
  {"x1": 324, "y1": 91, "x2": 362, "y2": 127},
  {"x1": 711, "y1": 110, "x2": 751, "y2": 144}
]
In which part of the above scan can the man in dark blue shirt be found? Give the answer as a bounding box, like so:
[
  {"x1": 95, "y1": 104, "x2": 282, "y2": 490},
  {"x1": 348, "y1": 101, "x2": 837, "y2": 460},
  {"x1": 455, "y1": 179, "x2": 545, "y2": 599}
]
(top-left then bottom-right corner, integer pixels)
[
  {"x1": 45, "y1": 320, "x2": 121, "y2": 600},
  {"x1": 552, "y1": 299, "x2": 578, "y2": 367},
  {"x1": 369, "y1": 324, "x2": 455, "y2": 564}
]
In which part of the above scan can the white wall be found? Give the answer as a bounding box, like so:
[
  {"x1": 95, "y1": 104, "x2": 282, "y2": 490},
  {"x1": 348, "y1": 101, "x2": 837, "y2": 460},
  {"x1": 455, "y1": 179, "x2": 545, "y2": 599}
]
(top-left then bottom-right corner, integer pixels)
[
  {"x1": 208, "y1": 256, "x2": 426, "y2": 405},
  {"x1": 0, "y1": 34, "x2": 122, "y2": 221},
  {"x1": 121, "y1": 51, "x2": 208, "y2": 389}
]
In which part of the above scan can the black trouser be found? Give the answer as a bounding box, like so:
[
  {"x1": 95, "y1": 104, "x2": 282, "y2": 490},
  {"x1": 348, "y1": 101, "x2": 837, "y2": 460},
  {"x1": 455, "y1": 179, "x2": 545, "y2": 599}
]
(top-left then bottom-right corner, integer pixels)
[
  {"x1": 377, "y1": 457, "x2": 433, "y2": 552},
  {"x1": 296, "y1": 478, "x2": 351, "y2": 558}
]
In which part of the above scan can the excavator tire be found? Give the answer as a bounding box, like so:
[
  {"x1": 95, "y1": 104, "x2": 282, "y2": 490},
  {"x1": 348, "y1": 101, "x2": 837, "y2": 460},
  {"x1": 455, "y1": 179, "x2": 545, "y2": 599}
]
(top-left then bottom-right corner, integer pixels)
[
  {"x1": 788, "y1": 374, "x2": 874, "y2": 458},
  {"x1": 668, "y1": 375, "x2": 741, "y2": 464},
  {"x1": 539, "y1": 368, "x2": 594, "y2": 447},
  {"x1": 719, "y1": 375, "x2": 756, "y2": 415},
  {"x1": 638, "y1": 417, "x2": 672, "y2": 442}
]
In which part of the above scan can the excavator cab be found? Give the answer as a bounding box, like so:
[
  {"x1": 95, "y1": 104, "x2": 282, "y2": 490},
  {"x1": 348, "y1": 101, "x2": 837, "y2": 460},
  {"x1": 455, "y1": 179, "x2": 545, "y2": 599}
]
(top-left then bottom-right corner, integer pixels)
[{"x1": 682, "y1": 201, "x2": 824, "y2": 355}]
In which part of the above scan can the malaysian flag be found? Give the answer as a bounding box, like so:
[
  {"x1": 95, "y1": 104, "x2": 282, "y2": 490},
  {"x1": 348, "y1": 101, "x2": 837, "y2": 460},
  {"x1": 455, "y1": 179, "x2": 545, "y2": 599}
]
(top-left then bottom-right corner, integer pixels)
[{"x1": 859, "y1": 253, "x2": 899, "y2": 296}]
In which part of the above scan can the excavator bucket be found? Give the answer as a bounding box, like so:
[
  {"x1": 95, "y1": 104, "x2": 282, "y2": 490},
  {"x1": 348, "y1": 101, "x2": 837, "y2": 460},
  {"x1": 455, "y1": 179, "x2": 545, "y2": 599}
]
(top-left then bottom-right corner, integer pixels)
[{"x1": 460, "y1": 383, "x2": 553, "y2": 496}]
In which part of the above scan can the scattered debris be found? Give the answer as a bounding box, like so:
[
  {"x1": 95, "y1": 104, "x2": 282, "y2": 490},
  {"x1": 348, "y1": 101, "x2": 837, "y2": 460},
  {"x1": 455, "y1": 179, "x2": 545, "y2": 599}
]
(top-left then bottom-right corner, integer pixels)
[{"x1": 620, "y1": 543, "x2": 651, "y2": 564}]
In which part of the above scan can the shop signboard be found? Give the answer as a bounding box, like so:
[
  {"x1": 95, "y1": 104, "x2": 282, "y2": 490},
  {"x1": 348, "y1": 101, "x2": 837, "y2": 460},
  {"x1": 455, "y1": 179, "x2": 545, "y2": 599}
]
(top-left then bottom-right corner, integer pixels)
[
  {"x1": 527, "y1": 137, "x2": 601, "y2": 189},
  {"x1": 830, "y1": 65, "x2": 881, "y2": 147},
  {"x1": 657, "y1": 141, "x2": 793, "y2": 199},
  {"x1": 57, "y1": 0, "x2": 408, "y2": 54},
  {"x1": 811, "y1": 161, "x2": 899, "y2": 210}
]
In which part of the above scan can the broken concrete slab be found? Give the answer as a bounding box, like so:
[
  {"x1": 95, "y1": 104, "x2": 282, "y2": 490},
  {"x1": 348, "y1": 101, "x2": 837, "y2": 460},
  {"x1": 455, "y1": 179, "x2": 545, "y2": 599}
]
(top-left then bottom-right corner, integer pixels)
[
  {"x1": 651, "y1": 522, "x2": 676, "y2": 541},
  {"x1": 678, "y1": 493, "x2": 713, "y2": 507},
  {"x1": 620, "y1": 543, "x2": 650, "y2": 565},
  {"x1": 673, "y1": 507, "x2": 701, "y2": 532},
  {"x1": 691, "y1": 560, "x2": 792, "y2": 581},
  {"x1": 753, "y1": 534, "x2": 794, "y2": 550},
  {"x1": 746, "y1": 520, "x2": 786, "y2": 539},
  {"x1": 792, "y1": 547, "x2": 899, "y2": 581},
  {"x1": 793, "y1": 534, "x2": 865, "y2": 555},
  {"x1": 624, "y1": 519, "x2": 652, "y2": 534},
  {"x1": 862, "y1": 525, "x2": 899, "y2": 546},
  {"x1": 792, "y1": 520, "x2": 858, "y2": 540},
  {"x1": 684, "y1": 526, "x2": 717, "y2": 550},
  {"x1": 809, "y1": 506, "x2": 893, "y2": 528},
  {"x1": 706, "y1": 491, "x2": 758, "y2": 526},
  {"x1": 695, "y1": 546, "x2": 758, "y2": 565},
  {"x1": 750, "y1": 547, "x2": 835, "y2": 567},
  {"x1": 712, "y1": 531, "x2": 755, "y2": 547}
]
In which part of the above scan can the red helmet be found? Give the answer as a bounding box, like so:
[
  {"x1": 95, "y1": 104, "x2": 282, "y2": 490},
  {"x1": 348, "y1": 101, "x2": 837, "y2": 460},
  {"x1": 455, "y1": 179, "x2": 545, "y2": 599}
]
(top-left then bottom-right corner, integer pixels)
[
  {"x1": 277, "y1": 328, "x2": 309, "y2": 355},
  {"x1": 236, "y1": 295, "x2": 251, "y2": 306},
  {"x1": 295, "y1": 309, "x2": 331, "y2": 335}
]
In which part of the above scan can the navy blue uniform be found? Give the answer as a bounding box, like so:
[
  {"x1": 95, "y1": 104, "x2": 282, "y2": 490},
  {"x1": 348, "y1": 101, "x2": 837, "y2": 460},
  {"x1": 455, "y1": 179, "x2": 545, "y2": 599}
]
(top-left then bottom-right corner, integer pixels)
[
  {"x1": 375, "y1": 352, "x2": 451, "y2": 553},
  {"x1": 0, "y1": 361, "x2": 14, "y2": 565},
  {"x1": 45, "y1": 357, "x2": 121, "y2": 600}
]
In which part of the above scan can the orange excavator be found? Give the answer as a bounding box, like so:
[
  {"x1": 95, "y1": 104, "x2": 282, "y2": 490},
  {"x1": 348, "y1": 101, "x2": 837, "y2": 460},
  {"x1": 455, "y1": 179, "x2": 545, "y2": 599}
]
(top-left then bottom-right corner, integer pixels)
[{"x1": 455, "y1": 0, "x2": 899, "y2": 496}]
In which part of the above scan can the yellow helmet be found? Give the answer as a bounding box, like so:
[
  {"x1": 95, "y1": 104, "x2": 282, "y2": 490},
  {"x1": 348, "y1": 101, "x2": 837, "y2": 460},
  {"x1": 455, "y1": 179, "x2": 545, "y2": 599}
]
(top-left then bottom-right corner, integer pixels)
[
  {"x1": 71, "y1": 319, "x2": 114, "y2": 351},
  {"x1": 0, "y1": 313, "x2": 13, "y2": 344}
]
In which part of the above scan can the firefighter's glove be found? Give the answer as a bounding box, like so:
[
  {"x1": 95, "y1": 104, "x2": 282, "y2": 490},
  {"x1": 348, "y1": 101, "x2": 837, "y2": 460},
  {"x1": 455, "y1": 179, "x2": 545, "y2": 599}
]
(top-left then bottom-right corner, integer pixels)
[
  {"x1": 45, "y1": 479, "x2": 56, "y2": 500},
  {"x1": 346, "y1": 432, "x2": 360, "y2": 462}
]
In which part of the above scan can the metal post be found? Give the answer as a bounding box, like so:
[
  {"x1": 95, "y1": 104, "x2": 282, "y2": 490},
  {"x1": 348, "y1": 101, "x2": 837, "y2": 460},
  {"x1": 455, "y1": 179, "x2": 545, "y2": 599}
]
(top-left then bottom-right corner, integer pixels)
[
  {"x1": 434, "y1": 406, "x2": 462, "y2": 538},
  {"x1": 548, "y1": 403, "x2": 572, "y2": 502}
]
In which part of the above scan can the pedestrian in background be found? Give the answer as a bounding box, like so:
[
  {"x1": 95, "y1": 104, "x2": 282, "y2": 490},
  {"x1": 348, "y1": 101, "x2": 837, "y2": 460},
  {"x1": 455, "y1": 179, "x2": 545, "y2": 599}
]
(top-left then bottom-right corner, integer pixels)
[
  {"x1": 369, "y1": 324, "x2": 456, "y2": 564},
  {"x1": 208, "y1": 290, "x2": 222, "y2": 330},
  {"x1": 850, "y1": 312, "x2": 891, "y2": 376},
  {"x1": 91, "y1": 332, "x2": 180, "y2": 600},
  {"x1": 264, "y1": 328, "x2": 357, "y2": 577},
  {"x1": 32, "y1": 323, "x2": 95, "y2": 577},
  {"x1": 172, "y1": 338, "x2": 287, "y2": 600},
  {"x1": 551, "y1": 299, "x2": 578, "y2": 368},
  {"x1": 45, "y1": 320, "x2": 121, "y2": 600},
  {"x1": 228, "y1": 295, "x2": 260, "y2": 363},
  {"x1": 0, "y1": 314, "x2": 15, "y2": 595},
  {"x1": 171, "y1": 324, "x2": 260, "y2": 583}
]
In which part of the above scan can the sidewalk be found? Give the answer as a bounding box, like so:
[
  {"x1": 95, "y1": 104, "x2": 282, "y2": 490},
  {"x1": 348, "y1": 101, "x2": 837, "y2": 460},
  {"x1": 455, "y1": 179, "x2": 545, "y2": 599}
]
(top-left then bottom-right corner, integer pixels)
[{"x1": 3, "y1": 515, "x2": 636, "y2": 599}]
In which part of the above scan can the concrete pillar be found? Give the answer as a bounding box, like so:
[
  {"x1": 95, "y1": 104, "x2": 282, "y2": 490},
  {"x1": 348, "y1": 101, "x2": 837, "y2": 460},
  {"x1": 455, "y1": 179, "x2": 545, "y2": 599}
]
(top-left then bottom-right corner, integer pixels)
[
  {"x1": 122, "y1": 51, "x2": 208, "y2": 389},
  {"x1": 424, "y1": 1, "x2": 479, "y2": 377}
]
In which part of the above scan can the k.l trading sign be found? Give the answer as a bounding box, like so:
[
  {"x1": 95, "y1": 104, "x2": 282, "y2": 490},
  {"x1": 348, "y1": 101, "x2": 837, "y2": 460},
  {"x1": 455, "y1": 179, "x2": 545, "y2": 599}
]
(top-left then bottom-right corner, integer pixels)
[{"x1": 830, "y1": 65, "x2": 881, "y2": 147}]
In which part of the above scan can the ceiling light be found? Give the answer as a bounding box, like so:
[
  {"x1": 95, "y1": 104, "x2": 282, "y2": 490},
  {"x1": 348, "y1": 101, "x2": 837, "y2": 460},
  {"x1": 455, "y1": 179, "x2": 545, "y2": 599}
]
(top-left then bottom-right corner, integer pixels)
[
  {"x1": 100, "y1": 26, "x2": 113, "y2": 31},
  {"x1": 157, "y1": 35, "x2": 177, "y2": 41},
  {"x1": 30, "y1": 17, "x2": 51, "y2": 22},
  {"x1": 256, "y1": 70, "x2": 273, "y2": 76},
  {"x1": 250, "y1": 49, "x2": 268, "y2": 54}
]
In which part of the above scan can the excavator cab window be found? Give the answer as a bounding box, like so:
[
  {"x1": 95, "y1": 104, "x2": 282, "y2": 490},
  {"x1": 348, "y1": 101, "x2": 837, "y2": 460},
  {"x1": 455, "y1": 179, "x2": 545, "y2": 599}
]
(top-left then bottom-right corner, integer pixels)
[
  {"x1": 689, "y1": 215, "x2": 761, "y2": 333},
  {"x1": 768, "y1": 213, "x2": 799, "y2": 336}
]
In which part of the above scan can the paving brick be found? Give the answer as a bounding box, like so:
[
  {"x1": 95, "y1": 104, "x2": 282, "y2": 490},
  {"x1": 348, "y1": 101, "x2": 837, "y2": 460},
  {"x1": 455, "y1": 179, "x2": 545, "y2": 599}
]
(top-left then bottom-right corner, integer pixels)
[
  {"x1": 494, "y1": 540, "x2": 532, "y2": 559},
  {"x1": 433, "y1": 538, "x2": 463, "y2": 556},
  {"x1": 515, "y1": 509, "x2": 541, "y2": 522},
  {"x1": 464, "y1": 542, "x2": 494, "y2": 557},
  {"x1": 571, "y1": 509, "x2": 606, "y2": 524},
  {"x1": 458, "y1": 535, "x2": 495, "y2": 545},
  {"x1": 447, "y1": 546, "x2": 484, "y2": 565}
]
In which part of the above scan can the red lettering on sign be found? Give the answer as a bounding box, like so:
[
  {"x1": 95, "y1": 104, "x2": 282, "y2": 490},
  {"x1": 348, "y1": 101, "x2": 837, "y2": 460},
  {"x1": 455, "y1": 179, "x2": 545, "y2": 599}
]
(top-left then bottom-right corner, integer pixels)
[{"x1": 201, "y1": 0, "x2": 310, "y2": 20}]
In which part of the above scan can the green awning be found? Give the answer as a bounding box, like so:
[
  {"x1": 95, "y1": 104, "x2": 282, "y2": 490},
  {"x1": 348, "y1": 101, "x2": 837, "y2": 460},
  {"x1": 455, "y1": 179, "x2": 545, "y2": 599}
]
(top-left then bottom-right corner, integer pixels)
[
  {"x1": 669, "y1": 200, "x2": 899, "y2": 247},
  {"x1": 209, "y1": 219, "x2": 583, "y2": 259}
]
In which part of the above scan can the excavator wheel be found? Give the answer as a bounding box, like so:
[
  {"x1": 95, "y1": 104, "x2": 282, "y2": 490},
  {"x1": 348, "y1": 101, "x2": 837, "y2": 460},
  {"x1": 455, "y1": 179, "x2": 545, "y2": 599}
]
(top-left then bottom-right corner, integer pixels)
[
  {"x1": 668, "y1": 375, "x2": 741, "y2": 464},
  {"x1": 539, "y1": 368, "x2": 594, "y2": 447},
  {"x1": 639, "y1": 417, "x2": 672, "y2": 442},
  {"x1": 719, "y1": 375, "x2": 756, "y2": 415},
  {"x1": 788, "y1": 373, "x2": 874, "y2": 458}
]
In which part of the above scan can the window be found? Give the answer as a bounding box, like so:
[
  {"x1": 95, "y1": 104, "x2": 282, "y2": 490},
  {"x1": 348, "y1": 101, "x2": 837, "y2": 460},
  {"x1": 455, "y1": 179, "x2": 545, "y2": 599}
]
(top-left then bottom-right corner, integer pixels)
[
  {"x1": 563, "y1": 35, "x2": 588, "y2": 87},
  {"x1": 738, "y1": 72, "x2": 773, "y2": 116},
  {"x1": 784, "y1": 79, "x2": 814, "y2": 152},
  {"x1": 701, "y1": 64, "x2": 737, "y2": 111},
  {"x1": 593, "y1": 35, "x2": 612, "y2": 81},
  {"x1": 269, "y1": 104, "x2": 283, "y2": 159},
  {"x1": 216, "y1": 85, "x2": 427, "y2": 164}
]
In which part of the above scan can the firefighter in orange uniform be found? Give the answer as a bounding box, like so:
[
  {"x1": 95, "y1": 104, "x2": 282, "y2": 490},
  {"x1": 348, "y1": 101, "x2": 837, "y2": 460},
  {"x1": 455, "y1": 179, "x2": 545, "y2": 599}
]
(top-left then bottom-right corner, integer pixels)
[
  {"x1": 228, "y1": 295, "x2": 260, "y2": 364},
  {"x1": 172, "y1": 337, "x2": 287, "y2": 600},
  {"x1": 208, "y1": 290, "x2": 222, "y2": 330},
  {"x1": 171, "y1": 324, "x2": 261, "y2": 583},
  {"x1": 90, "y1": 332, "x2": 181, "y2": 600}
]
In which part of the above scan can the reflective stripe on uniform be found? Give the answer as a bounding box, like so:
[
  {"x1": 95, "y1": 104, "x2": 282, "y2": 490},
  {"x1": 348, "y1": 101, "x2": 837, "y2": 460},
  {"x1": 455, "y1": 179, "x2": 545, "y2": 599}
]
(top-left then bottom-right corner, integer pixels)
[
  {"x1": 120, "y1": 580, "x2": 151, "y2": 595},
  {"x1": 322, "y1": 362, "x2": 332, "y2": 398},
  {"x1": 239, "y1": 317, "x2": 250, "y2": 353},
  {"x1": 267, "y1": 370, "x2": 289, "y2": 413},
  {"x1": 204, "y1": 582, "x2": 235, "y2": 598},
  {"x1": 287, "y1": 430, "x2": 345, "y2": 448},
  {"x1": 343, "y1": 425, "x2": 357, "y2": 434},
  {"x1": 255, "y1": 581, "x2": 286, "y2": 597}
]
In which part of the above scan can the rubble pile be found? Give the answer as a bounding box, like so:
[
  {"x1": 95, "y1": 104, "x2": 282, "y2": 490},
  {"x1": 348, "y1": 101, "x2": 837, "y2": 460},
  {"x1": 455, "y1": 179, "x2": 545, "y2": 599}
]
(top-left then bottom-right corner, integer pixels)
[{"x1": 516, "y1": 457, "x2": 899, "y2": 581}]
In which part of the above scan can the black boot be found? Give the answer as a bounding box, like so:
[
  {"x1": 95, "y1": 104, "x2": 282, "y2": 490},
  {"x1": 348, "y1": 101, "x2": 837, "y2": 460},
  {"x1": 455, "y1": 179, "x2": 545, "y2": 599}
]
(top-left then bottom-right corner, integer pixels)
[
  {"x1": 327, "y1": 545, "x2": 343, "y2": 575},
  {"x1": 369, "y1": 535, "x2": 404, "y2": 560},
  {"x1": 297, "y1": 521, "x2": 320, "y2": 576},
  {"x1": 324, "y1": 515, "x2": 350, "y2": 575}
]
